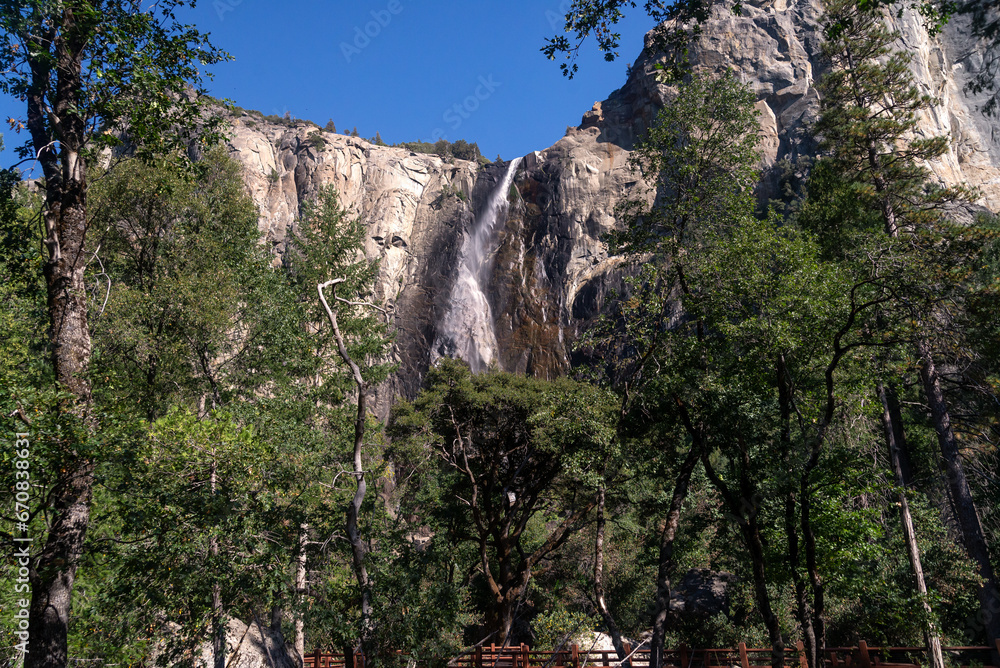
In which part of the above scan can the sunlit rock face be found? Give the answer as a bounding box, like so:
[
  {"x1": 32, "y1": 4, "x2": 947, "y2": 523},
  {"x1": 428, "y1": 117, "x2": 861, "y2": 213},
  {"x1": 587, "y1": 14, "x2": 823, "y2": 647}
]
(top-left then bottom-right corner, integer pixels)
[
  {"x1": 661, "y1": 0, "x2": 1000, "y2": 208},
  {"x1": 223, "y1": 0, "x2": 999, "y2": 409}
]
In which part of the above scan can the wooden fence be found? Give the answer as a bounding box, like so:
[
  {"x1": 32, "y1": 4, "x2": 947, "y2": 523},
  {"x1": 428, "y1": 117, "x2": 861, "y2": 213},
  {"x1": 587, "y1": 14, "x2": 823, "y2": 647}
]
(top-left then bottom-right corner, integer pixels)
[{"x1": 304, "y1": 640, "x2": 1000, "y2": 668}]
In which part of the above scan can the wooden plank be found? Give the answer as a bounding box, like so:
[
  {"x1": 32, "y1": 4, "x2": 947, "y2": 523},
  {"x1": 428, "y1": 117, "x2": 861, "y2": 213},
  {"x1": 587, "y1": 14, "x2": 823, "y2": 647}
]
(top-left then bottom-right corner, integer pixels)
[
  {"x1": 739, "y1": 643, "x2": 750, "y2": 668},
  {"x1": 795, "y1": 641, "x2": 808, "y2": 668},
  {"x1": 858, "y1": 642, "x2": 873, "y2": 668}
]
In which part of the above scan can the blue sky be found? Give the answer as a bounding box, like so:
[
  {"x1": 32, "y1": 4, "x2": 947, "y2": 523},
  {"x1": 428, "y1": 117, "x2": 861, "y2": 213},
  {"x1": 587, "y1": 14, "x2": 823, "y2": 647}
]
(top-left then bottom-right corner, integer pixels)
[{"x1": 0, "y1": 1, "x2": 656, "y2": 172}]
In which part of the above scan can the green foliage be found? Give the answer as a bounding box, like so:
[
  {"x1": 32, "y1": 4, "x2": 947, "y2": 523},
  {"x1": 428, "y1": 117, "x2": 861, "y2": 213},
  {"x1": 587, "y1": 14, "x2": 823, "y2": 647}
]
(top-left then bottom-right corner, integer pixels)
[
  {"x1": 0, "y1": 1, "x2": 229, "y2": 162},
  {"x1": 609, "y1": 69, "x2": 761, "y2": 258},
  {"x1": 392, "y1": 138, "x2": 482, "y2": 161},
  {"x1": 532, "y1": 608, "x2": 595, "y2": 650},
  {"x1": 287, "y1": 185, "x2": 393, "y2": 390},
  {"x1": 0, "y1": 172, "x2": 45, "y2": 390},
  {"x1": 308, "y1": 130, "x2": 328, "y2": 152},
  {"x1": 390, "y1": 359, "x2": 619, "y2": 640},
  {"x1": 541, "y1": 0, "x2": 718, "y2": 81},
  {"x1": 89, "y1": 149, "x2": 285, "y2": 418}
]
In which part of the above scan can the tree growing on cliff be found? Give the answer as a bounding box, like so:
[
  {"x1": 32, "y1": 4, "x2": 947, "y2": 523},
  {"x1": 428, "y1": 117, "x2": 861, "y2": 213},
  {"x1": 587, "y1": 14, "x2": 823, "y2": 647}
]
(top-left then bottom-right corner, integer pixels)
[{"x1": 0, "y1": 3, "x2": 226, "y2": 666}]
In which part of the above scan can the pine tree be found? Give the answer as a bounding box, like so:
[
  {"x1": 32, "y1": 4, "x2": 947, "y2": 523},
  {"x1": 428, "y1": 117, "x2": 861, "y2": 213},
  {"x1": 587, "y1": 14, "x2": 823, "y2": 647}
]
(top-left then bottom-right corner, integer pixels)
[
  {"x1": 810, "y1": 1, "x2": 1000, "y2": 663},
  {"x1": 326, "y1": 118, "x2": 337, "y2": 133}
]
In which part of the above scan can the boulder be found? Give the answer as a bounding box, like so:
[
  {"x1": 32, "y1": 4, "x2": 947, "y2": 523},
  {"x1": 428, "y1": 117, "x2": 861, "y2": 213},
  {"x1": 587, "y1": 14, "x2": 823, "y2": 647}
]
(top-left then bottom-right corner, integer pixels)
[{"x1": 669, "y1": 569, "x2": 738, "y2": 619}]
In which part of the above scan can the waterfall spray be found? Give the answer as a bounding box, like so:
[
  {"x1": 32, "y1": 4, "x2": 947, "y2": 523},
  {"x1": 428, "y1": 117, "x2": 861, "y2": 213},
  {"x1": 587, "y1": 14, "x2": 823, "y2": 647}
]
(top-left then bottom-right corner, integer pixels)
[{"x1": 433, "y1": 157, "x2": 522, "y2": 373}]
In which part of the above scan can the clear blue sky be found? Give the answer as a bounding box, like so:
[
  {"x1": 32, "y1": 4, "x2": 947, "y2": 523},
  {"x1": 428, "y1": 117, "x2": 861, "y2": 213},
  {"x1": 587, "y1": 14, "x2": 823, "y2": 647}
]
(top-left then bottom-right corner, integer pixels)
[{"x1": 0, "y1": 1, "x2": 656, "y2": 172}]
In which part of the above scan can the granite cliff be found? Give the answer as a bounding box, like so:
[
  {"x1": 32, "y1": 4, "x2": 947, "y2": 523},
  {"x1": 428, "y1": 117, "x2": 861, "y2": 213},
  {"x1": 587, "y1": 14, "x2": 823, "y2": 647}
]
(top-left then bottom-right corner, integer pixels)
[{"x1": 222, "y1": 0, "x2": 1000, "y2": 408}]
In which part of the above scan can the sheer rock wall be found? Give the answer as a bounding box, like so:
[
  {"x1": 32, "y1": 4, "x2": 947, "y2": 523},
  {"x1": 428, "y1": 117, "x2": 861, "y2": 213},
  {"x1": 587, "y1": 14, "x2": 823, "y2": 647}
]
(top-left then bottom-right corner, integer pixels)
[{"x1": 223, "y1": 0, "x2": 999, "y2": 406}]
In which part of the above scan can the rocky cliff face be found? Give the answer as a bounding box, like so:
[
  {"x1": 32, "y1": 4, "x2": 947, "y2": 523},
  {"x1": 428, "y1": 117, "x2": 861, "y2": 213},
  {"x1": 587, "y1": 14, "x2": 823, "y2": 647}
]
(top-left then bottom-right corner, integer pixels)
[{"x1": 223, "y1": 0, "x2": 999, "y2": 407}]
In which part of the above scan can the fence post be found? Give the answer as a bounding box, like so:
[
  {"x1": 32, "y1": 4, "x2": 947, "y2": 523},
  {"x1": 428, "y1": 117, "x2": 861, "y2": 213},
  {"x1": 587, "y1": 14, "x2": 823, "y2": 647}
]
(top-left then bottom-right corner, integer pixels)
[
  {"x1": 857, "y1": 642, "x2": 873, "y2": 668},
  {"x1": 738, "y1": 643, "x2": 750, "y2": 668},
  {"x1": 624, "y1": 643, "x2": 632, "y2": 663},
  {"x1": 795, "y1": 641, "x2": 808, "y2": 668},
  {"x1": 680, "y1": 644, "x2": 689, "y2": 668},
  {"x1": 476, "y1": 645, "x2": 483, "y2": 668},
  {"x1": 572, "y1": 644, "x2": 580, "y2": 668},
  {"x1": 312, "y1": 649, "x2": 323, "y2": 668},
  {"x1": 521, "y1": 643, "x2": 530, "y2": 668}
]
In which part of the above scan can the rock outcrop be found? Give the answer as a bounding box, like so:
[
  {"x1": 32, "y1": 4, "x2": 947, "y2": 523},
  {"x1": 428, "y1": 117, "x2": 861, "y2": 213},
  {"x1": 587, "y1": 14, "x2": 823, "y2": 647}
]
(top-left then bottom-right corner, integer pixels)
[{"x1": 222, "y1": 0, "x2": 1000, "y2": 403}]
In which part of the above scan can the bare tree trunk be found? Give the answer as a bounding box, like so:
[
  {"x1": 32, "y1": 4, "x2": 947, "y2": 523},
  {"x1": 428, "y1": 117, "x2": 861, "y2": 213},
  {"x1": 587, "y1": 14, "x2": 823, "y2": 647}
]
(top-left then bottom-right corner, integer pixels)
[
  {"x1": 210, "y1": 461, "x2": 226, "y2": 668},
  {"x1": 294, "y1": 523, "x2": 309, "y2": 666},
  {"x1": 649, "y1": 444, "x2": 701, "y2": 668},
  {"x1": 877, "y1": 382, "x2": 945, "y2": 668},
  {"x1": 917, "y1": 344, "x2": 1000, "y2": 663},
  {"x1": 594, "y1": 486, "x2": 630, "y2": 667},
  {"x1": 318, "y1": 280, "x2": 372, "y2": 652}
]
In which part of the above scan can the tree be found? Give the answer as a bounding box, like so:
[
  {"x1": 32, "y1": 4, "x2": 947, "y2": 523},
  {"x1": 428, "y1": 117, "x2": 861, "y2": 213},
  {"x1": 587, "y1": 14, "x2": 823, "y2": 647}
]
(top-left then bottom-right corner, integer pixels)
[
  {"x1": 390, "y1": 359, "x2": 618, "y2": 645},
  {"x1": 603, "y1": 69, "x2": 916, "y2": 668},
  {"x1": 598, "y1": 70, "x2": 763, "y2": 668},
  {"x1": 812, "y1": 0, "x2": 1000, "y2": 660},
  {"x1": 86, "y1": 166, "x2": 391, "y2": 664},
  {"x1": 83, "y1": 148, "x2": 305, "y2": 666},
  {"x1": 541, "y1": 0, "x2": 706, "y2": 80},
  {"x1": 326, "y1": 119, "x2": 337, "y2": 133},
  {"x1": 0, "y1": 4, "x2": 226, "y2": 666},
  {"x1": 290, "y1": 185, "x2": 391, "y2": 658}
]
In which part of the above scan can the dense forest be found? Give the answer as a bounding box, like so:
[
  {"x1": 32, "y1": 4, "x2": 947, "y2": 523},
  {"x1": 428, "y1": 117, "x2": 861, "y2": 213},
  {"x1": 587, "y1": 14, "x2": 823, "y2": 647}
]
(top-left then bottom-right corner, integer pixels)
[{"x1": 0, "y1": 2, "x2": 998, "y2": 668}]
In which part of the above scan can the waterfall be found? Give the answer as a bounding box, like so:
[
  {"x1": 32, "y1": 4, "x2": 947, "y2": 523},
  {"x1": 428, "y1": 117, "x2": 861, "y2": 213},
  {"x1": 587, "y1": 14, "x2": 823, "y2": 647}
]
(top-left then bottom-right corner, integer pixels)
[{"x1": 432, "y1": 157, "x2": 522, "y2": 373}]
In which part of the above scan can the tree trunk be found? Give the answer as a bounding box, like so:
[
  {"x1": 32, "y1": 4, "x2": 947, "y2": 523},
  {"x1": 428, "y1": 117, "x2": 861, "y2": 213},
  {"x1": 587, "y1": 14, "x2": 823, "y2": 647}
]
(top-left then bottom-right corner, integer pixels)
[
  {"x1": 877, "y1": 382, "x2": 945, "y2": 668},
  {"x1": 917, "y1": 343, "x2": 1000, "y2": 662},
  {"x1": 746, "y1": 513, "x2": 786, "y2": 668},
  {"x1": 26, "y1": 20, "x2": 96, "y2": 667},
  {"x1": 294, "y1": 523, "x2": 309, "y2": 666},
  {"x1": 26, "y1": 459, "x2": 94, "y2": 668},
  {"x1": 799, "y1": 472, "x2": 825, "y2": 668},
  {"x1": 649, "y1": 444, "x2": 701, "y2": 668},
  {"x1": 786, "y1": 494, "x2": 817, "y2": 668},
  {"x1": 318, "y1": 281, "x2": 372, "y2": 651},
  {"x1": 778, "y1": 357, "x2": 819, "y2": 668},
  {"x1": 701, "y1": 451, "x2": 784, "y2": 668},
  {"x1": 210, "y1": 461, "x2": 226, "y2": 668},
  {"x1": 594, "y1": 487, "x2": 630, "y2": 667}
]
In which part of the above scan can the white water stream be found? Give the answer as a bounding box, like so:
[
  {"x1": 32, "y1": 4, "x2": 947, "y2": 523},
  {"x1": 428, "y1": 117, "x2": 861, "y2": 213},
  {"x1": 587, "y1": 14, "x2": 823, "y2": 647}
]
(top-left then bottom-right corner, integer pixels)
[{"x1": 432, "y1": 157, "x2": 522, "y2": 373}]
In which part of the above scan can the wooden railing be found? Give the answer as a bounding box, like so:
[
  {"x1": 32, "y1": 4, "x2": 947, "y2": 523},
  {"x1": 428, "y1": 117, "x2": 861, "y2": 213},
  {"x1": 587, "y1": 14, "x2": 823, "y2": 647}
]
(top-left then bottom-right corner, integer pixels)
[{"x1": 304, "y1": 640, "x2": 1000, "y2": 668}]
